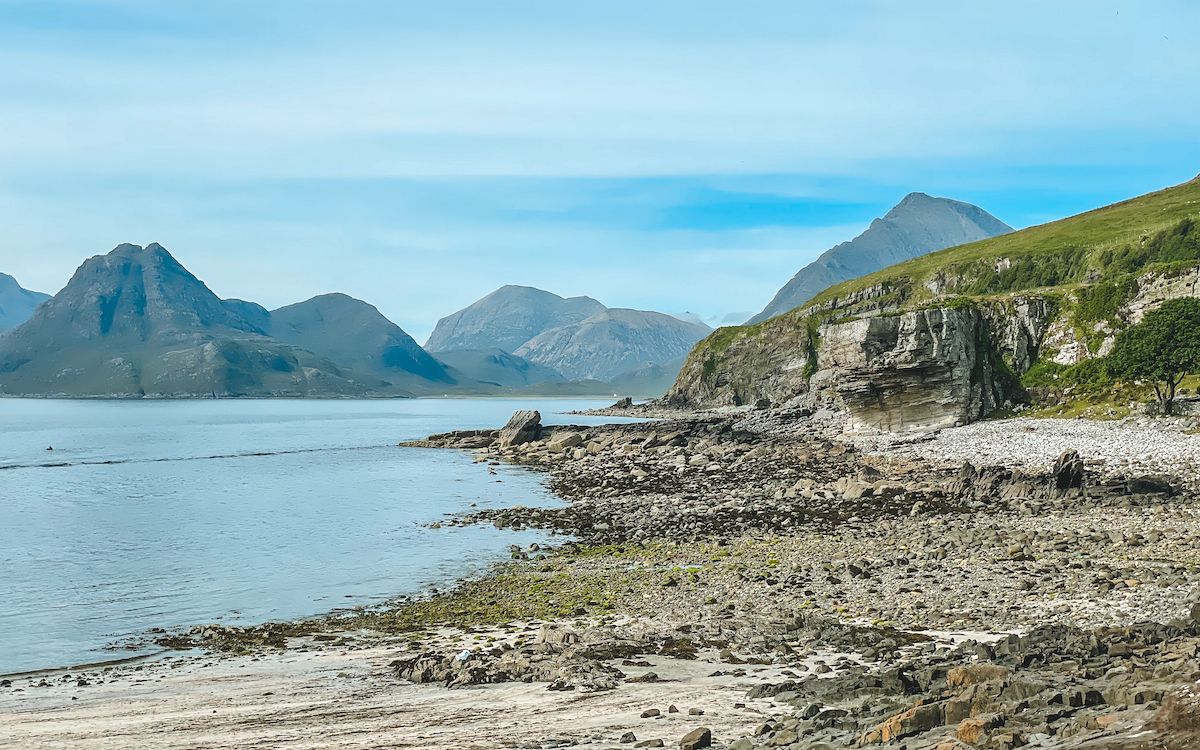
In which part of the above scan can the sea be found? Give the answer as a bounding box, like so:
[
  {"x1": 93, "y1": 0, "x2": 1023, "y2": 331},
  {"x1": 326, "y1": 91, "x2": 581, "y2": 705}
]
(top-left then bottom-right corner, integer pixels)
[{"x1": 0, "y1": 397, "x2": 639, "y2": 674}]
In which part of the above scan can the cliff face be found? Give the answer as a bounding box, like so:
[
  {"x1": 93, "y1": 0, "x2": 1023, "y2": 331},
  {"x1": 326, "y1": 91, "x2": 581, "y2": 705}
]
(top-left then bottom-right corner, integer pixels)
[
  {"x1": 812, "y1": 307, "x2": 1010, "y2": 433},
  {"x1": 668, "y1": 292, "x2": 1062, "y2": 432},
  {"x1": 669, "y1": 179, "x2": 1200, "y2": 432}
]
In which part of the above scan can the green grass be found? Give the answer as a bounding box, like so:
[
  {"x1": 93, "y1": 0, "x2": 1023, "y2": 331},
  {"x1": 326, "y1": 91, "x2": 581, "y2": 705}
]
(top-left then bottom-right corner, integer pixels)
[{"x1": 805, "y1": 175, "x2": 1200, "y2": 310}]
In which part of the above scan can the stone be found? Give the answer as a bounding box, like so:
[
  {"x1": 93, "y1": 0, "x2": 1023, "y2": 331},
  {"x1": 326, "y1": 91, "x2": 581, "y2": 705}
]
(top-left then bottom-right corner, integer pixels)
[
  {"x1": 867, "y1": 701, "x2": 945, "y2": 743},
  {"x1": 621, "y1": 731, "x2": 638, "y2": 743},
  {"x1": 955, "y1": 714, "x2": 1001, "y2": 745},
  {"x1": 498, "y1": 410, "x2": 542, "y2": 447},
  {"x1": 947, "y1": 664, "x2": 1011, "y2": 688},
  {"x1": 1052, "y1": 450, "x2": 1084, "y2": 491},
  {"x1": 549, "y1": 431, "x2": 584, "y2": 451},
  {"x1": 680, "y1": 727, "x2": 712, "y2": 750}
]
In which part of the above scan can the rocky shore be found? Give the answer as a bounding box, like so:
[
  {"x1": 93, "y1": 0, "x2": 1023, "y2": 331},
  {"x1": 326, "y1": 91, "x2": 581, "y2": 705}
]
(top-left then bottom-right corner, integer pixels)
[{"x1": 5, "y1": 409, "x2": 1200, "y2": 749}]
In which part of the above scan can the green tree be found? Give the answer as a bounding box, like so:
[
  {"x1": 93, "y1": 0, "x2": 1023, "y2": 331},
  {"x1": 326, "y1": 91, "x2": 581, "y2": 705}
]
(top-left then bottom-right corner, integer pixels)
[{"x1": 1107, "y1": 297, "x2": 1200, "y2": 415}]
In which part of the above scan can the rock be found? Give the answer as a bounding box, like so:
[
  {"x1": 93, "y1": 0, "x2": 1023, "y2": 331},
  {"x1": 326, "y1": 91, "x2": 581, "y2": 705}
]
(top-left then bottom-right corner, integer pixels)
[
  {"x1": 641, "y1": 708, "x2": 661, "y2": 718},
  {"x1": 864, "y1": 701, "x2": 944, "y2": 743},
  {"x1": 498, "y1": 410, "x2": 542, "y2": 447},
  {"x1": 947, "y1": 664, "x2": 1010, "y2": 688},
  {"x1": 549, "y1": 431, "x2": 584, "y2": 451},
  {"x1": 621, "y1": 731, "x2": 638, "y2": 743},
  {"x1": 956, "y1": 714, "x2": 1001, "y2": 745},
  {"x1": 680, "y1": 727, "x2": 712, "y2": 750},
  {"x1": 1052, "y1": 450, "x2": 1084, "y2": 491},
  {"x1": 635, "y1": 741, "x2": 665, "y2": 749}
]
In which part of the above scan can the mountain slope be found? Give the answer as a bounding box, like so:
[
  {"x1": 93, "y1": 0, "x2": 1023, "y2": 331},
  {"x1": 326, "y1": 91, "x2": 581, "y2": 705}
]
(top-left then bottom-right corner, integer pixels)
[
  {"x1": 668, "y1": 175, "x2": 1200, "y2": 428},
  {"x1": 515, "y1": 308, "x2": 711, "y2": 381},
  {"x1": 270, "y1": 293, "x2": 452, "y2": 388},
  {"x1": 431, "y1": 348, "x2": 564, "y2": 388},
  {"x1": 0, "y1": 244, "x2": 372, "y2": 397},
  {"x1": 426, "y1": 285, "x2": 605, "y2": 353},
  {"x1": 0, "y1": 274, "x2": 51, "y2": 332},
  {"x1": 748, "y1": 193, "x2": 1011, "y2": 323}
]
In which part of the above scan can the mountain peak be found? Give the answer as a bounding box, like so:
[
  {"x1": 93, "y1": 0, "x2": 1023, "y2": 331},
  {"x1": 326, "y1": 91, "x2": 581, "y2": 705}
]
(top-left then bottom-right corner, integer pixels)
[
  {"x1": 748, "y1": 194, "x2": 1011, "y2": 323},
  {"x1": 0, "y1": 273, "x2": 52, "y2": 331},
  {"x1": 426, "y1": 285, "x2": 607, "y2": 353}
]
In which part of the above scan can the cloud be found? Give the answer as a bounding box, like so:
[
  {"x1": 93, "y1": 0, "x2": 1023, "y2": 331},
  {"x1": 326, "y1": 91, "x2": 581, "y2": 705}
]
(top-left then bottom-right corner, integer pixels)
[{"x1": 0, "y1": 1, "x2": 1198, "y2": 341}]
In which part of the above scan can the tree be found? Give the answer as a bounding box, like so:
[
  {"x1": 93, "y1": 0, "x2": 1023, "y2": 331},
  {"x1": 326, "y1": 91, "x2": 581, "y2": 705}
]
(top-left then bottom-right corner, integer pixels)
[{"x1": 1107, "y1": 297, "x2": 1200, "y2": 415}]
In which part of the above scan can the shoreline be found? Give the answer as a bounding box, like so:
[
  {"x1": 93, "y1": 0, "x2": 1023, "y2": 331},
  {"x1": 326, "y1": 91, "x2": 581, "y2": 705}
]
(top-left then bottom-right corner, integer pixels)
[{"x1": 5, "y1": 411, "x2": 1200, "y2": 748}]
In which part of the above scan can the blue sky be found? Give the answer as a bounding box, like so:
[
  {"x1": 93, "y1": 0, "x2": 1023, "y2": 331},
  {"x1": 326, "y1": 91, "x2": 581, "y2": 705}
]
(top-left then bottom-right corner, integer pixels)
[{"x1": 1, "y1": 1, "x2": 1198, "y2": 341}]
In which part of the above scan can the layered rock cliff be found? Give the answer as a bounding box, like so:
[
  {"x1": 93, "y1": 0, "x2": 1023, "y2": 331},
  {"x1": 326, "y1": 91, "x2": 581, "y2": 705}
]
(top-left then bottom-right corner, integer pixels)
[{"x1": 669, "y1": 178, "x2": 1200, "y2": 432}]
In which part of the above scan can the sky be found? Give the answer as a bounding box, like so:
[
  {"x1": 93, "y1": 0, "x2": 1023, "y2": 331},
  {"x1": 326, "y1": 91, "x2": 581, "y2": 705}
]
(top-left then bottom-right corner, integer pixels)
[{"x1": 0, "y1": 1, "x2": 1198, "y2": 342}]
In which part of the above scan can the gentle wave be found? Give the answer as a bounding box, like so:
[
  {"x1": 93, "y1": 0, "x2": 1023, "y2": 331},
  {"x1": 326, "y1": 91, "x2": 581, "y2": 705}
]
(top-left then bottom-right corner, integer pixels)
[{"x1": 0, "y1": 444, "x2": 396, "y2": 472}]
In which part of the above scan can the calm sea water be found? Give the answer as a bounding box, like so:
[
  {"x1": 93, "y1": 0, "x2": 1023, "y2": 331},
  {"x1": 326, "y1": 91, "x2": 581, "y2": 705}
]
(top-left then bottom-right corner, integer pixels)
[{"x1": 0, "y1": 398, "x2": 636, "y2": 674}]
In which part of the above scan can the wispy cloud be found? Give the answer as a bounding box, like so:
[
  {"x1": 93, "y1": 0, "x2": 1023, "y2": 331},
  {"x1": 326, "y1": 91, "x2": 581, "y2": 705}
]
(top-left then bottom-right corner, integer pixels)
[{"x1": 0, "y1": 1, "x2": 1198, "y2": 337}]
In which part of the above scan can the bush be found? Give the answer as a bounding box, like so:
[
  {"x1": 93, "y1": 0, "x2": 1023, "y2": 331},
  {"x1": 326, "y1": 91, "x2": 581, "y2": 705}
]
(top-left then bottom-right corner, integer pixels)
[{"x1": 1107, "y1": 297, "x2": 1200, "y2": 414}]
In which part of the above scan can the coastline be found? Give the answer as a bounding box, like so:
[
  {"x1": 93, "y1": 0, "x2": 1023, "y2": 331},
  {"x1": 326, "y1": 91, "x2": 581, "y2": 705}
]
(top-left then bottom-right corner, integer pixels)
[{"x1": 5, "y1": 411, "x2": 1200, "y2": 748}]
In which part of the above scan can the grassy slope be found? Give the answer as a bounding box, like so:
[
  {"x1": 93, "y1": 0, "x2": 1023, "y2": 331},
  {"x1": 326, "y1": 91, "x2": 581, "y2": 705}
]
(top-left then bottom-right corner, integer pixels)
[
  {"x1": 807, "y1": 175, "x2": 1200, "y2": 309},
  {"x1": 675, "y1": 176, "x2": 1200, "y2": 407}
]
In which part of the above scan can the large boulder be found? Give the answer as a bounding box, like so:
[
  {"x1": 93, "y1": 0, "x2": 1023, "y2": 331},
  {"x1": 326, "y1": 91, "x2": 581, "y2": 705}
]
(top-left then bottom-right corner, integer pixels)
[
  {"x1": 499, "y1": 410, "x2": 542, "y2": 447},
  {"x1": 1052, "y1": 450, "x2": 1084, "y2": 491}
]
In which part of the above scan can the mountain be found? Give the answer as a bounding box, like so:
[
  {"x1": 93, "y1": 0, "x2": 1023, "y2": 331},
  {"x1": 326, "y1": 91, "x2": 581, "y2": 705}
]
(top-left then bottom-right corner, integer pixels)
[
  {"x1": 425, "y1": 285, "x2": 605, "y2": 353},
  {"x1": 270, "y1": 293, "x2": 452, "y2": 389},
  {"x1": 514, "y1": 308, "x2": 711, "y2": 382},
  {"x1": 431, "y1": 348, "x2": 564, "y2": 388},
  {"x1": 669, "y1": 175, "x2": 1200, "y2": 430},
  {"x1": 0, "y1": 274, "x2": 51, "y2": 332},
  {"x1": 0, "y1": 244, "x2": 394, "y2": 397},
  {"x1": 747, "y1": 193, "x2": 1012, "y2": 324},
  {"x1": 608, "y1": 356, "x2": 687, "y2": 398}
]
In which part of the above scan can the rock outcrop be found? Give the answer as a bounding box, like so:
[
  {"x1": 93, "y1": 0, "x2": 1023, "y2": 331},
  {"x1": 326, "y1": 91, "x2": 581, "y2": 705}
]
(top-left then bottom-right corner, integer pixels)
[
  {"x1": 813, "y1": 306, "x2": 1011, "y2": 433},
  {"x1": 670, "y1": 301, "x2": 1027, "y2": 432}
]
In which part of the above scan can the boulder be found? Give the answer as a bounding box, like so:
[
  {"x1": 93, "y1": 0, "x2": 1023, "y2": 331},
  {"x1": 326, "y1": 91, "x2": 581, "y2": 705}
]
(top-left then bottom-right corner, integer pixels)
[
  {"x1": 680, "y1": 727, "x2": 712, "y2": 750},
  {"x1": 549, "y1": 431, "x2": 584, "y2": 451},
  {"x1": 1052, "y1": 450, "x2": 1084, "y2": 491},
  {"x1": 499, "y1": 410, "x2": 542, "y2": 447}
]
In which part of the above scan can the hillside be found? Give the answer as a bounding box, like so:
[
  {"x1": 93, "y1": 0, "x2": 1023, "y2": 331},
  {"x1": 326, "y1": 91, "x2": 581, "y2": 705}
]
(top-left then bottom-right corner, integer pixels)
[
  {"x1": 431, "y1": 348, "x2": 564, "y2": 388},
  {"x1": 425, "y1": 286, "x2": 605, "y2": 353},
  {"x1": 748, "y1": 193, "x2": 1011, "y2": 323},
  {"x1": 0, "y1": 244, "x2": 375, "y2": 397},
  {"x1": 669, "y1": 176, "x2": 1200, "y2": 430},
  {"x1": 270, "y1": 293, "x2": 453, "y2": 390},
  {"x1": 0, "y1": 274, "x2": 51, "y2": 331},
  {"x1": 515, "y1": 308, "x2": 711, "y2": 381}
]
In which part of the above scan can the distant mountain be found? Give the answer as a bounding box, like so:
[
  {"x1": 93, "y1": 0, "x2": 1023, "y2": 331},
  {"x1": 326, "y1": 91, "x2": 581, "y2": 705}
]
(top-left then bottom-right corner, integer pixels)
[
  {"x1": 514, "y1": 308, "x2": 711, "y2": 381},
  {"x1": 432, "y1": 348, "x2": 564, "y2": 388},
  {"x1": 0, "y1": 244, "x2": 429, "y2": 397},
  {"x1": 0, "y1": 274, "x2": 51, "y2": 332},
  {"x1": 270, "y1": 293, "x2": 452, "y2": 388},
  {"x1": 608, "y1": 356, "x2": 687, "y2": 398},
  {"x1": 747, "y1": 193, "x2": 1012, "y2": 324},
  {"x1": 425, "y1": 285, "x2": 605, "y2": 353}
]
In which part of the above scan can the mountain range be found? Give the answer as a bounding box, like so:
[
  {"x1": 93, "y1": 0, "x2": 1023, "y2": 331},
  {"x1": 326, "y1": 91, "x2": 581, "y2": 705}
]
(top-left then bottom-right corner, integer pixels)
[
  {"x1": 0, "y1": 273, "x2": 51, "y2": 331},
  {"x1": 747, "y1": 193, "x2": 1012, "y2": 324},
  {"x1": 426, "y1": 286, "x2": 712, "y2": 385},
  {"x1": 0, "y1": 190, "x2": 1016, "y2": 399},
  {"x1": 0, "y1": 244, "x2": 708, "y2": 398}
]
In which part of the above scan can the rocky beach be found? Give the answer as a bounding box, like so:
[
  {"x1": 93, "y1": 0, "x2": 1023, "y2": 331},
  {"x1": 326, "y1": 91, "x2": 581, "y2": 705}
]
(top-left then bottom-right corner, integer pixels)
[{"x1": 5, "y1": 407, "x2": 1200, "y2": 749}]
